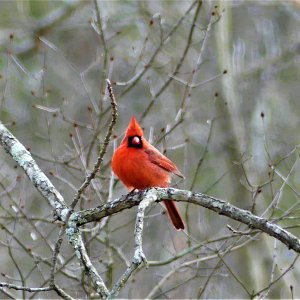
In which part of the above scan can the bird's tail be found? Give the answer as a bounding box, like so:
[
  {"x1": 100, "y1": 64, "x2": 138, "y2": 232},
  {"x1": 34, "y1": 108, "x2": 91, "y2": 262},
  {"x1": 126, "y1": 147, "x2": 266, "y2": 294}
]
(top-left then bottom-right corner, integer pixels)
[{"x1": 164, "y1": 200, "x2": 185, "y2": 230}]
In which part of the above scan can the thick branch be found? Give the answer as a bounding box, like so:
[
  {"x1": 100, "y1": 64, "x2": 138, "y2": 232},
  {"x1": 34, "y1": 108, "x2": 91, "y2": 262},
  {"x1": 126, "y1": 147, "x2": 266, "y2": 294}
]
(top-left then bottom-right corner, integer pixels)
[
  {"x1": 71, "y1": 188, "x2": 300, "y2": 254},
  {"x1": 66, "y1": 220, "x2": 109, "y2": 298},
  {"x1": 108, "y1": 194, "x2": 155, "y2": 298},
  {"x1": 0, "y1": 79, "x2": 117, "y2": 299},
  {"x1": 0, "y1": 122, "x2": 69, "y2": 221}
]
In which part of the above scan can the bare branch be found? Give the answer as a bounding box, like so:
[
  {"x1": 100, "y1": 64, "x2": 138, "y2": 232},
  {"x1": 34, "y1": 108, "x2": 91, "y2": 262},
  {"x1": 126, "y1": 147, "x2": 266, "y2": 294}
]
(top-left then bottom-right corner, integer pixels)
[
  {"x1": 70, "y1": 188, "x2": 300, "y2": 254},
  {"x1": 141, "y1": 0, "x2": 203, "y2": 120},
  {"x1": 66, "y1": 218, "x2": 109, "y2": 298},
  {"x1": 0, "y1": 282, "x2": 52, "y2": 292},
  {"x1": 109, "y1": 194, "x2": 156, "y2": 297},
  {"x1": 252, "y1": 254, "x2": 300, "y2": 298},
  {"x1": 0, "y1": 122, "x2": 69, "y2": 221},
  {"x1": 118, "y1": 0, "x2": 199, "y2": 95},
  {"x1": 53, "y1": 284, "x2": 75, "y2": 300},
  {"x1": 71, "y1": 79, "x2": 118, "y2": 208},
  {"x1": 15, "y1": 1, "x2": 87, "y2": 57}
]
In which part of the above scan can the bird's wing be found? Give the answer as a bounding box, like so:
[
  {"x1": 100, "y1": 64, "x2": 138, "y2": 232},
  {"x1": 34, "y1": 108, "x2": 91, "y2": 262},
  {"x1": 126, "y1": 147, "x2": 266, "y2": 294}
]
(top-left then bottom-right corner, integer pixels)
[{"x1": 144, "y1": 146, "x2": 184, "y2": 178}]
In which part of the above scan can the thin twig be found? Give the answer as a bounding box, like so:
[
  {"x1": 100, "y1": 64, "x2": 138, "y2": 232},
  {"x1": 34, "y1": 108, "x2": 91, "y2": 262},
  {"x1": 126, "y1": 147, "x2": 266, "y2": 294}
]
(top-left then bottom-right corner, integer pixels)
[
  {"x1": 147, "y1": 232, "x2": 256, "y2": 266},
  {"x1": 49, "y1": 226, "x2": 65, "y2": 287},
  {"x1": 218, "y1": 255, "x2": 252, "y2": 297},
  {"x1": 93, "y1": 0, "x2": 109, "y2": 113},
  {"x1": 146, "y1": 234, "x2": 254, "y2": 299},
  {"x1": 0, "y1": 283, "x2": 52, "y2": 292},
  {"x1": 53, "y1": 283, "x2": 75, "y2": 300},
  {"x1": 15, "y1": 1, "x2": 87, "y2": 57},
  {"x1": 140, "y1": 0, "x2": 203, "y2": 121},
  {"x1": 71, "y1": 79, "x2": 118, "y2": 209},
  {"x1": 118, "y1": 0, "x2": 199, "y2": 96},
  {"x1": 252, "y1": 254, "x2": 300, "y2": 298}
]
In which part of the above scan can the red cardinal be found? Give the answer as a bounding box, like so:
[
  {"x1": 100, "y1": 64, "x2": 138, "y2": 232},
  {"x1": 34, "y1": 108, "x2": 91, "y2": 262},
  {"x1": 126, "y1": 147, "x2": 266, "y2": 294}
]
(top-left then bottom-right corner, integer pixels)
[{"x1": 112, "y1": 116, "x2": 184, "y2": 230}]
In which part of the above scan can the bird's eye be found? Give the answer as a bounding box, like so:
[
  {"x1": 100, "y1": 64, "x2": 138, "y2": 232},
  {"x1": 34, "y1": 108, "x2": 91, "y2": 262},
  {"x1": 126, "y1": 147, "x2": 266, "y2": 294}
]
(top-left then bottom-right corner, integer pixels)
[
  {"x1": 128, "y1": 136, "x2": 142, "y2": 148},
  {"x1": 132, "y1": 136, "x2": 140, "y2": 145}
]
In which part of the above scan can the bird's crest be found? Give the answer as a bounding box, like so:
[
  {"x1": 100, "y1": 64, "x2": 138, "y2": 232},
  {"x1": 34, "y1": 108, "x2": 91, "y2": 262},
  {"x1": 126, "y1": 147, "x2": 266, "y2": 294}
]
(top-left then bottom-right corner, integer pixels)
[{"x1": 125, "y1": 116, "x2": 143, "y2": 137}]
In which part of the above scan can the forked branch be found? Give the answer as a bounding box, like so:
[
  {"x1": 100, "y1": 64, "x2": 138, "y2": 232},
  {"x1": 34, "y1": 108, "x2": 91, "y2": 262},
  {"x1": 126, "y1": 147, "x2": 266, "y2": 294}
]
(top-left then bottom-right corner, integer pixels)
[{"x1": 1, "y1": 110, "x2": 300, "y2": 298}]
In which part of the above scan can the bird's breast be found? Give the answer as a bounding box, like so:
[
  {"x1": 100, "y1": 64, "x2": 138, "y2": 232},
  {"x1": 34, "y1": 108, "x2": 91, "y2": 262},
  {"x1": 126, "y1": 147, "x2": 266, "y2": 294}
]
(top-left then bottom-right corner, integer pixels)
[{"x1": 112, "y1": 146, "x2": 170, "y2": 189}]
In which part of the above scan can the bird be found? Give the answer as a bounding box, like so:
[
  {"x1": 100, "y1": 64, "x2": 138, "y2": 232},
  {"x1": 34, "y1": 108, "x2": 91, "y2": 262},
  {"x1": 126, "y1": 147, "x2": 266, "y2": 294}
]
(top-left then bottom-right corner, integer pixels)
[{"x1": 111, "y1": 116, "x2": 184, "y2": 230}]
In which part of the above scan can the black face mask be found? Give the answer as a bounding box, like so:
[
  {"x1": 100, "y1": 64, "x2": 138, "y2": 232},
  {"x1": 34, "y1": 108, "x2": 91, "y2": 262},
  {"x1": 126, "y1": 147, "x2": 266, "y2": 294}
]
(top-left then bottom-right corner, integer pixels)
[{"x1": 128, "y1": 135, "x2": 143, "y2": 148}]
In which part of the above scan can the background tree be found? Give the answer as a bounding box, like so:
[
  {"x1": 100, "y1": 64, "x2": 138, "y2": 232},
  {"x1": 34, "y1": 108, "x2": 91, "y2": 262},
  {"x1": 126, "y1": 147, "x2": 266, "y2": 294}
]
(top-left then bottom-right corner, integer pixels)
[{"x1": 0, "y1": 0, "x2": 300, "y2": 298}]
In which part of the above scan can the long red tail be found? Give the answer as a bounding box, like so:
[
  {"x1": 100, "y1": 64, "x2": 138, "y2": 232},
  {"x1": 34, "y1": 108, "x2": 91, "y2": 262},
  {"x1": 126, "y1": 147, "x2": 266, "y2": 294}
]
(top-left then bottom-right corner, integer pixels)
[{"x1": 164, "y1": 200, "x2": 184, "y2": 230}]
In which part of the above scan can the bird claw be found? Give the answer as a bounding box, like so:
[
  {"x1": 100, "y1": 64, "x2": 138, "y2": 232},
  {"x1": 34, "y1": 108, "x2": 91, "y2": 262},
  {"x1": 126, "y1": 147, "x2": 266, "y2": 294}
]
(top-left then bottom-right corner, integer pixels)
[{"x1": 127, "y1": 188, "x2": 138, "y2": 197}]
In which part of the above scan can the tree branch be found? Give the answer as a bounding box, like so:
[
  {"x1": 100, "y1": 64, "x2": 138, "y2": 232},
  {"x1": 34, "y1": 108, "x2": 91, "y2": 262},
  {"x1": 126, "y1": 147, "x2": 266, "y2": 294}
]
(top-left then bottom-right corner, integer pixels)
[
  {"x1": 71, "y1": 78, "x2": 117, "y2": 209},
  {"x1": 0, "y1": 282, "x2": 52, "y2": 292},
  {"x1": 0, "y1": 79, "x2": 117, "y2": 299},
  {"x1": 66, "y1": 218, "x2": 110, "y2": 298},
  {"x1": 109, "y1": 194, "x2": 155, "y2": 298},
  {"x1": 70, "y1": 188, "x2": 300, "y2": 254},
  {"x1": 0, "y1": 122, "x2": 69, "y2": 222},
  {"x1": 1, "y1": 118, "x2": 300, "y2": 298}
]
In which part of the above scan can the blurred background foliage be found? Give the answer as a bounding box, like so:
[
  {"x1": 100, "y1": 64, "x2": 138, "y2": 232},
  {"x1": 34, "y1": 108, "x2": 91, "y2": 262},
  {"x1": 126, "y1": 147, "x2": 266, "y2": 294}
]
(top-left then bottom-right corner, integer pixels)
[{"x1": 0, "y1": 0, "x2": 300, "y2": 298}]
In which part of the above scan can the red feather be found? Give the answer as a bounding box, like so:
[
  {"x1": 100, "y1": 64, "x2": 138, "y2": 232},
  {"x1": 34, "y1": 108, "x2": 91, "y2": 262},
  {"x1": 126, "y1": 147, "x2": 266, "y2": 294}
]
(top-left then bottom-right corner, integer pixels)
[{"x1": 112, "y1": 116, "x2": 184, "y2": 230}]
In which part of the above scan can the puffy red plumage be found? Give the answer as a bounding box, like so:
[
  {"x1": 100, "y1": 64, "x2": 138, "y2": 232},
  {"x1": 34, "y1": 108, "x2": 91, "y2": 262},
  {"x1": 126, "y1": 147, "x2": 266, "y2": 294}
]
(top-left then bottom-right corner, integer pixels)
[{"x1": 112, "y1": 116, "x2": 184, "y2": 230}]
